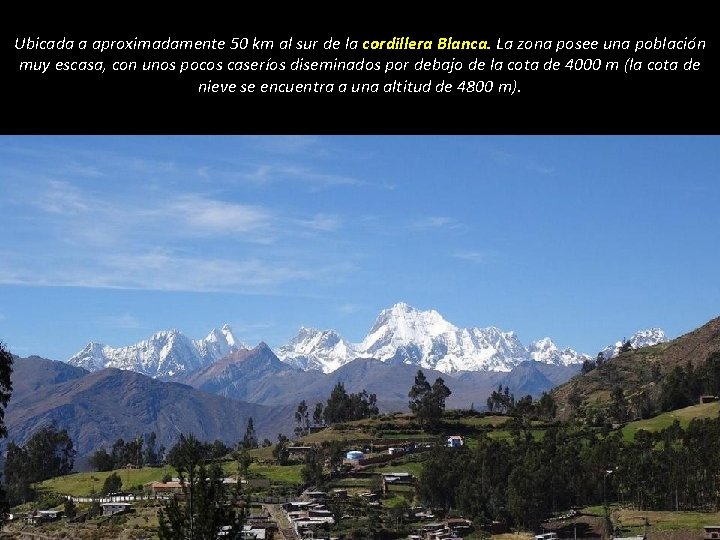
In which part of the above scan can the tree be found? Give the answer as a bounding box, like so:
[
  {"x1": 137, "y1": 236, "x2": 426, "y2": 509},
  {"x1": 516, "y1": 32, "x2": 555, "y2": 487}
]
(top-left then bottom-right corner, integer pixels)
[
  {"x1": 322, "y1": 440, "x2": 345, "y2": 475},
  {"x1": 64, "y1": 498, "x2": 77, "y2": 520},
  {"x1": 24, "y1": 425, "x2": 76, "y2": 481},
  {"x1": 409, "y1": 370, "x2": 432, "y2": 423},
  {"x1": 0, "y1": 341, "x2": 13, "y2": 519},
  {"x1": 432, "y1": 377, "x2": 452, "y2": 415},
  {"x1": 295, "y1": 400, "x2": 310, "y2": 436},
  {"x1": 323, "y1": 383, "x2": 349, "y2": 425},
  {"x1": 609, "y1": 386, "x2": 627, "y2": 422},
  {"x1": 536, "y1": 392, "x2": 557, "y2": 421},
  {"x1": 159, "y1": 433, "x2": 243, "y2": 539},
  {"x1": 582, "y1": 358, "x2": 596, "y2": 374},
  {"x1": 409, "y1": 370, "x2": 451, "y2": 429},
  {"x1": 88, "y1": 448, "x2": 114, "y2": 472},
  {"x1": 4, "y1": 441, "x2": 32, "y2": 505},
  {"x1": 101, "y1": 472, "x2": 123, "y2": 495},
  {"x1": 301, "y1": 446, "x2": 324, "y2": 488},
  {"x1": 0, "y1": 342, "x2": 13, "y2": 439},
  {"x1": 3, "y1": 425, "x2": 75, "y2": 507},
  {"x1": 144, "y1": 432, "x2": 160, "y2": 466},
  {"x1": 313, "y1": 402, "x2": 324, "y2": 426},
  {"x1": 233, "y1": 445, "x2": 253, "y2": 480},
  {"x1": 273, "y1": 433, "x2": 290, "y2": 465},
  {"x1": 242, "y1": 417, "x2": 258, "y2": 449}
]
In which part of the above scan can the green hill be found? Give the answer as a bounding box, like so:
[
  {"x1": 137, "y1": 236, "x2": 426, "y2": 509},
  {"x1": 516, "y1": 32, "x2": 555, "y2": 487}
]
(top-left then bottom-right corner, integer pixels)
[
  {"x1": 553, "y1": 316, "x2": 720, "y2": 421},
  {"x1": 621, "y1": 400, "x2": 720, "y2": 440}
]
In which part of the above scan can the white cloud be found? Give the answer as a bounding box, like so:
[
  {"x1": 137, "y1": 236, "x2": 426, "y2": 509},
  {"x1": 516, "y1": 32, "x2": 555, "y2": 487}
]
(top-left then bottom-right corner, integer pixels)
[
  {"x1": 101, "y1": 313, "x2": 142, "y2": 329},
  {"x1": 338, "y1": 303, "x2": 360, "y2": 314},
  {"x1": 36, "y1": 180, "x2": 90, "y2": 215},
  {"x1": 296, "y1": 213, "x2": 341, "y2": 232},
  {"x1": 0, "y1": 248, "x2": 341, "y2": 293},
  {"x1": 169, "y1": 195, "x2": 272, "y2": 235},
  {"x1": 248, "y1": 136, "x2": 326, "y2": 155},
  {"x1": 452, "y1": 251, "x2": 486, "y2": 264},
  {"x1": 242, "y1": 164, "x2": 361, "y2": 188},
  {"x1": 411, "y1": 216, "x2": 463, "y2": 230}
]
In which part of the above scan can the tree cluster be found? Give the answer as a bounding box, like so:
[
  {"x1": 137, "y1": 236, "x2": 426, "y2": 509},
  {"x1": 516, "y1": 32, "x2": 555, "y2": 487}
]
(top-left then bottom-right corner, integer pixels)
[
  {"x1": 300, "y1": 440, "x2": 346, "y2": 488},
  {"x1": 88, "y1": 432, "x2": 164, "y2": 472},
  {"x1": 322, "y1": 383, "x2": 379, "y2": 425},
  {"x1": 660, "y1": 354, "x2": 720, "y2": 411},
  {"x1": 295, "y1": 382, "x2": 379, "y2": 435},
  {"x1": 416, "y1": 415, "x2": 720, "y2": 529},
  {"x1": 159, "y1": 433, "x2": 244, "y2": 540},
  {"x1": 485, "y1": 385, "x2": 515, "y2": 414},
  {"x1": 408, "y1": 370, "x2": 452, "y2": 429},
  {"x1": 503, "y1": 391, "x2": 558, "y2": 422},
  {"x1": 4, "y1": 425, "x2": 76, "y2": 506},
  {"x1": 166, "y1": 437, "x2": 230, "y2": 467}
]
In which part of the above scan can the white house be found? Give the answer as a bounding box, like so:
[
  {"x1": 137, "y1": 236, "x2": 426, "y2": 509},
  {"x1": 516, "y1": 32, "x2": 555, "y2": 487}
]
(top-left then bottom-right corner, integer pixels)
[{"x1": 447, "y1": 435, "x2": 464, "y2": 448}]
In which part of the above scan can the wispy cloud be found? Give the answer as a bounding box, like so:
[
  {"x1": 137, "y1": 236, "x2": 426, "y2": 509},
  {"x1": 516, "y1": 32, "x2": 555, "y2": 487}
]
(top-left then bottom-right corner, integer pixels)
[
  {"x1": 0, "y1": 142, "x2": 361, "y2": 295},
  {"x1": 295, "y1": 213, "x2": 341, "y2": 232},
  {"x1": 248, "y1": 136, "x2": 327, "y2": 156},
  {"x1": 36, "y1": 181, "x2": 91, "y2": 215},
  {"x1": 101, "y1": 313, "x2": 143, "y2": 329},
  {"x1": 168, "y1": 195, "x2": 272, "y2": 236},
  {"x1": 527, "y1": 162, "x2": 556, "y2": 175},
  {"x1": 411, "y1": 216, "x2": 463, "y2": 230},
  {"x1": 338, "y1": 303, "x2": 360, "y2": 314},
  {"x1": 242, "y1": 165, "x2": 361, "y2": 188},
  {"x1": 0, "y1": 247, "x2": 356, "y2": 293},
  {"x1": 452, "y1": 251, "x2": 487, "y2": 264},
  {"x1": 485, "y1": 147, "x2": 556, "y2": 176}
]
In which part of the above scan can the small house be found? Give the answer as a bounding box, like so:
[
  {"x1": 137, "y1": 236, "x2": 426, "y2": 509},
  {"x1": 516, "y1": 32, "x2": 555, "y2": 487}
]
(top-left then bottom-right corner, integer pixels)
[
  {"x1": 447, "y1": 435, "x2": 464, "y2": 448},
  {"x1": 101, "y1": 502, "x2": 132, "y2": 516},
  {"x1": 700, "y1": 395, "x2": 719, "y2": 404},
  {"x1": 26, "y1": 509, "x2": 62, "y2": 525},
  {"x1": 148, "y1": 480, "x2": 184, "y2": 496},
  {"x1": 705, "y1": 526, "x2": 720, "y2": 540}
]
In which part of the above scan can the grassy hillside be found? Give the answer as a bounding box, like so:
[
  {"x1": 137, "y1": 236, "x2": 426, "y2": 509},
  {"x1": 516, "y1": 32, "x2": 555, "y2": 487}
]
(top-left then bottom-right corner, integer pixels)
[
  {"x1": 38, "y1": 465, "x2": 175, "y2": 496},
  {"x1": 553, "y1": 316, "x2": 720, "y2": 421},
  {"x1": 621, "y1": 400, "x2": 720, "y2": 440}
]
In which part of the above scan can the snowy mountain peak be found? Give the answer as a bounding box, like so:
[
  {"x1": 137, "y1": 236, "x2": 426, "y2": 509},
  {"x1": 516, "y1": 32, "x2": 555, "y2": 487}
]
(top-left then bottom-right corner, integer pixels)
[
  {"x1": 362, "y1": 302, "x2": 458, "y2": 355},
  {"x1": 527, "y1": 338, "x2": 591, "y2": 367},
  {"x1": 600, "y1": 327, "x2": 668, "y2": 360},
  {"x1": 279, "y1": 303, "x2": 570, "y2": 374},
  {"x1": 276, "y1": 327, "x2": 358, "y2": 373},
  {"x1": 68, "y1": 325, "x2": 246, "y2": 379}
]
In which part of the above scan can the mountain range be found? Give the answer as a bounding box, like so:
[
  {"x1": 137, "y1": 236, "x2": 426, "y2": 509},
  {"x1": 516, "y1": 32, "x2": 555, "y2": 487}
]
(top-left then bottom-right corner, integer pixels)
[
  {"x1": 5, "y1": 355, "x2": 295, "y2": 457},
  {"x1": 4, "y1": 303, "x2": 677, "y2": 460},
  {"x1": 68, "y1": 325, "x2": 244, "y2": 378},
  {"x1": 67, "y1": 302, "x2": 666, "y2": 379}
]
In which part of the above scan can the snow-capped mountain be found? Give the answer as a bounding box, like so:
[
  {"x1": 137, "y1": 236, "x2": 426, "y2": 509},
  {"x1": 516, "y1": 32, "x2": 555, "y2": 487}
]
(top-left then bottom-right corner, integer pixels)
[
  {"x1": 275, "y1": 327, "x2": 359, "y2": 373},
  {"x1": 600, "y1": 328, "x2": 668, "y2": 360},
  {"x1": 527, "y1": 337, "x2": 591, "y2": 366},
  {"x1": 67, "y1": 324, "x2": 245, "y2": 379},
  {"x1": 276, "y1": 302, "x2": 590, "y2": 373}
]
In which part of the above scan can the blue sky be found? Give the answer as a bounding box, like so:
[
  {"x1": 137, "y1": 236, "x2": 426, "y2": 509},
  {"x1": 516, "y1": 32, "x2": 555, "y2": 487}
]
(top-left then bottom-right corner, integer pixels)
[{"x1": 1, "y1": 136, "x2": 718, "y2": 361}]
